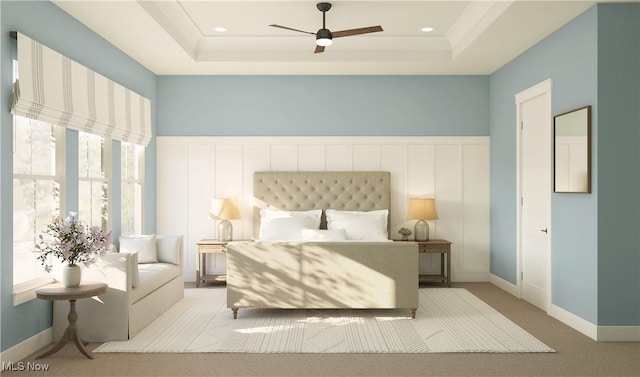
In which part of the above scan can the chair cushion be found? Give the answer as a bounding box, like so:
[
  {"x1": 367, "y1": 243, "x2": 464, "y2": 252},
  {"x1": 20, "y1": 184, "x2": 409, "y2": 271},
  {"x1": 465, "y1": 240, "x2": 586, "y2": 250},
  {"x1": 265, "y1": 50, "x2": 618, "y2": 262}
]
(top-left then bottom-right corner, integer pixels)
[{"x1": 131, "y1": 263, "x2": 181, "y2": 303}]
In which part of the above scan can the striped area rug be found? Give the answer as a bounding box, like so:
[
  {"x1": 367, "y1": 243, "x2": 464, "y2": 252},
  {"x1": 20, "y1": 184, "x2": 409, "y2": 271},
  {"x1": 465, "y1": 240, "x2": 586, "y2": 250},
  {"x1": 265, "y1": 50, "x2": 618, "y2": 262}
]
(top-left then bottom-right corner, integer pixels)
[{"x1": 94, "y1": 288, "x2": 554, "y2": 353}]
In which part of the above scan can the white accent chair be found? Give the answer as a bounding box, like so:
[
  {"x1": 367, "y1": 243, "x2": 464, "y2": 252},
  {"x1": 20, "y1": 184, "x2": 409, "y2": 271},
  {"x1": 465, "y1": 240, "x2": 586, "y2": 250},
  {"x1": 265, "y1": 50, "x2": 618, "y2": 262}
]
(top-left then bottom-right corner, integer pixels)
[{"x1": 53, "y1": 235, "x2": 184, "y2": 342}]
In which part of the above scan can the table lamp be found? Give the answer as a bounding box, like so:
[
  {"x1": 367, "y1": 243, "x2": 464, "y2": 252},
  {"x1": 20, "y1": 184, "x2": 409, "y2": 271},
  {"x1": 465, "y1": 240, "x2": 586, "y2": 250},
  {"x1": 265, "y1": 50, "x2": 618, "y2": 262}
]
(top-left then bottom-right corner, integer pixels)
[
  {"x1": 209, "y1": 198, "x2": 241, "y2": 242},
  {"x1": 406, "y1": 198, "x2": 438, "y2": 241}
]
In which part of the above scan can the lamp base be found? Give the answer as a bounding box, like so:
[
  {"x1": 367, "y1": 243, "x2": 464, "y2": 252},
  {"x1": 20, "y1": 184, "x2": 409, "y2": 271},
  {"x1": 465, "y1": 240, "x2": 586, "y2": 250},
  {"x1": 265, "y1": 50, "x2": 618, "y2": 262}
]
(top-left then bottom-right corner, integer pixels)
[
  {"x1": 217, "y1": 219, "x2": 233, "y2": 242},
  {"x1": 414, "y1": 220, "x2": 430, "y2": 241}
]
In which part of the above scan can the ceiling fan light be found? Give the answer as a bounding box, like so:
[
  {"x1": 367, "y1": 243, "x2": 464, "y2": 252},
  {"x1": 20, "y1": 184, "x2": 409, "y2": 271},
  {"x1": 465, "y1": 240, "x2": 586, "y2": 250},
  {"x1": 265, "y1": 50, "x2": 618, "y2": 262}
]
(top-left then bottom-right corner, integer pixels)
[
  {"x1": 316, "y1": 28, "x2": 333, "y2": 47},
  {"x1": 316, "y1": 37, "x2": 333, "y2": 47}
]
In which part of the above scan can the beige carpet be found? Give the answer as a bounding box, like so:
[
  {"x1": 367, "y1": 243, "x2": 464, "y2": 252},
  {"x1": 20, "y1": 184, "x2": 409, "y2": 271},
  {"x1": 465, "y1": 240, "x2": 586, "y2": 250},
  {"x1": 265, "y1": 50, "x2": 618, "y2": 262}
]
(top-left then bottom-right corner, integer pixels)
[
  {"x1": 15, "y1": 283, "x2": 640, "y2": 377},
  {"x1": 95, "y1": 288, "x2": 553, "y2": 354}
]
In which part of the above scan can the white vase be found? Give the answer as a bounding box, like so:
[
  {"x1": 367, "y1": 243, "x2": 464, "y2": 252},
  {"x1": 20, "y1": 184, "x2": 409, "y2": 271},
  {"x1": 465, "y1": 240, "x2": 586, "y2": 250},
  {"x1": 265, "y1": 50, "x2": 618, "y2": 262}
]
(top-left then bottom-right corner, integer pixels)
[{"x1": 61, "y1": 264, "x2": 82, "y2": 288}]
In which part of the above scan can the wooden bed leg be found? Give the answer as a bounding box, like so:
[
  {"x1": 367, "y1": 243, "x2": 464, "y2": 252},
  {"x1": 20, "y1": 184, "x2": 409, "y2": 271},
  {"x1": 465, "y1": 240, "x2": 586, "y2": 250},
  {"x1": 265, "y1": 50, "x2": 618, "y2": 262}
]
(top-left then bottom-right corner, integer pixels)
[
  {"x1": 232, "y1": 308, "x2": 238, "y2": 319},
  {"x1": 410, "y1": 308, "x2": 417, "y2": 319}
]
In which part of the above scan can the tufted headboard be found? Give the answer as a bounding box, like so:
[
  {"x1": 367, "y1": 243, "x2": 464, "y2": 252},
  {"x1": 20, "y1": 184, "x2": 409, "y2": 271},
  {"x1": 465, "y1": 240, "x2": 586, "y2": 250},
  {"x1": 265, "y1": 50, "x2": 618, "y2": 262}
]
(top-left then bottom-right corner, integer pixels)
[{"x1": 253, "y1": 171, "x2": 391, "y2": 239}]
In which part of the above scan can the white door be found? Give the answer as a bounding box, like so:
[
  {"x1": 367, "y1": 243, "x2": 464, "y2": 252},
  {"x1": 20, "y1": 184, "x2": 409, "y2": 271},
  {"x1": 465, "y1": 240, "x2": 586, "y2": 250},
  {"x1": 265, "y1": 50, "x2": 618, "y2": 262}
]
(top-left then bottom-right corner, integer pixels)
[{"x1": 517, "y1": 80, "x2": 552, "y2": 312}]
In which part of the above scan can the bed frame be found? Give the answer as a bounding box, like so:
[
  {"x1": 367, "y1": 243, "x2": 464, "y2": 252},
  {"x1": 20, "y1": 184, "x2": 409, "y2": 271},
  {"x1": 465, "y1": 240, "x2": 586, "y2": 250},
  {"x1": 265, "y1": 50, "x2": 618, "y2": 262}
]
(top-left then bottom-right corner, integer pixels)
[{"x1": 226, "y1": 171, "x2": 419, "y2": 319}]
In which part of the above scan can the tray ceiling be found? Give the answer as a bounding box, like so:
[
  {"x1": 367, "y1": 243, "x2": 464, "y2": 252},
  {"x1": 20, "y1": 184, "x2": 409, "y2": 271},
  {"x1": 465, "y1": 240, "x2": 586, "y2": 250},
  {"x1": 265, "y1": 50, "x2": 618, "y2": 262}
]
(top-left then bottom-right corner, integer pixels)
[{"x1": 52, "y1": 1, "x2": 602, "y2": 75}]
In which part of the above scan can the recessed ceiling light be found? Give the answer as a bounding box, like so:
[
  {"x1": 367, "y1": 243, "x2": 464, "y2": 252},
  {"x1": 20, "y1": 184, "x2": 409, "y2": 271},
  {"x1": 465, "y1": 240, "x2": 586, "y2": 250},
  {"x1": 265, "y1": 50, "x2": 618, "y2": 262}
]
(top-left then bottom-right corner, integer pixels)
[
  {"x1": 421, "y1": 27, "x2": 434, "y2": 33},
  {"x1": 213, "y1": 26, "x2": 227, "y2": 32}
]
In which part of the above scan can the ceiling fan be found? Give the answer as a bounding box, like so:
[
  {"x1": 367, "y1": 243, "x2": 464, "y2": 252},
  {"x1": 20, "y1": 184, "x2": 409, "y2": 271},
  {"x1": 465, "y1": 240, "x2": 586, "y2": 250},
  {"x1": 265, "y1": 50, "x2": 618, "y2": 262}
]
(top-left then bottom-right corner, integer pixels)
[{"x1": 270, "y1": 2, "x2": 383, "y2": 54}]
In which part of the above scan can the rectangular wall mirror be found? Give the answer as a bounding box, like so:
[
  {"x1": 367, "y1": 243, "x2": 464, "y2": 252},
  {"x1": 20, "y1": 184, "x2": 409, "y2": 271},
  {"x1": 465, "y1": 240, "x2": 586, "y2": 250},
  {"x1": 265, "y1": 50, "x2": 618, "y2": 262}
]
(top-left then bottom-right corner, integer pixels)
[{"x1": 554, "y1": 105, "x2": 591, "y2": 193}]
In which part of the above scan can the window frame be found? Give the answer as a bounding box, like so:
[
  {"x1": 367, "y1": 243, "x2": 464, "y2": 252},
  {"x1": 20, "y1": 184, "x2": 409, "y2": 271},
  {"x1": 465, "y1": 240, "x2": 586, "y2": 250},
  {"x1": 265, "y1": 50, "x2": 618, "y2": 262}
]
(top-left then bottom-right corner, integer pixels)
[
  {"x1": 12, "y1": 120, "x2": 66, "y2": 306},
  {"x1": 120, "y1": 142, "x2": 145, "y2": 235},
  {"x1": 77, "y1": 131, "x2": 113, "y2": 232}
]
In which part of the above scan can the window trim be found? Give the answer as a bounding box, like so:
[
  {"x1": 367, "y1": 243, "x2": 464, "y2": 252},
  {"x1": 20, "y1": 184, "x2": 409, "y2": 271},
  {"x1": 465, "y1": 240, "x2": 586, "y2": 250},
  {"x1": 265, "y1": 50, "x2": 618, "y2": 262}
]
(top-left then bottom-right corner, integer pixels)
[
  {"x1": 139, "y1": 145, "x2": 145, "y2": 232},
  {"x1": 105, "y1": 137, "x2": 113, "y2": 229},
  {"x1": 13, "y1": 277, "x2": 55, "y2": 306}
]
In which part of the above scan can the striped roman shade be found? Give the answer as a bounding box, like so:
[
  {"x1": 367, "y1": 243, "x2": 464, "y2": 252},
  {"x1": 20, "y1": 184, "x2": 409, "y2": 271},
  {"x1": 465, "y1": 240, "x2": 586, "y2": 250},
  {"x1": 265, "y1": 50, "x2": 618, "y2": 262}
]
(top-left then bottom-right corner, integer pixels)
[{"x1": 10, "y1": 32, "x2": 152, "y2": 146}]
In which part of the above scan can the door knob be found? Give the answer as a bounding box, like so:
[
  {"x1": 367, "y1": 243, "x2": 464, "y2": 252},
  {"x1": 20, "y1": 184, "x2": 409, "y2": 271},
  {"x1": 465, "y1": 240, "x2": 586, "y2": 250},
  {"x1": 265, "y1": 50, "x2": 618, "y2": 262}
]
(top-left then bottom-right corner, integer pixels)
[{"x1": 540, "y1": 228, "x2": 548, "y2": 233}]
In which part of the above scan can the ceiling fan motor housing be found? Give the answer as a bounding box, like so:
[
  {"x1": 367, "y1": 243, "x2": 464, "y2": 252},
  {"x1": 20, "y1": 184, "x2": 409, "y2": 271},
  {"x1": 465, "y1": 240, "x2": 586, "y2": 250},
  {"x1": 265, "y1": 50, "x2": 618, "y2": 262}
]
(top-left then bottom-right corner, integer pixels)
[{"x1": 316, "y1": 28, "x2": 333, "y2": 46}]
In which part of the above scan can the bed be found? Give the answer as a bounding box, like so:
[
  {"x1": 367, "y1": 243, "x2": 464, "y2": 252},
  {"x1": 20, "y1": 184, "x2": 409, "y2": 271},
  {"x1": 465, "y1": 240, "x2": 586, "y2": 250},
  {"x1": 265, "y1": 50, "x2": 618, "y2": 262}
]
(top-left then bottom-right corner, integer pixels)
[{"x1": 226, "y1": 171, "x2": 419, "y2": 319}]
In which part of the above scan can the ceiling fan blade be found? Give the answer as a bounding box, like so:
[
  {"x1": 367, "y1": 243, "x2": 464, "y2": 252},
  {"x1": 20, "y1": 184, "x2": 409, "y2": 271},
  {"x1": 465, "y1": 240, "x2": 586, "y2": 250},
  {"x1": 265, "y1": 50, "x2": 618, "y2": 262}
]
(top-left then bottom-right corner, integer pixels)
[
  {"x1": 331, "y1": 26, "x2": 383, "y2": 38},
  {"x1": 269, "y1": 24, "x2": 315, "y2": 35},
  {"x1": 314, "y1": 45, "x2": 325, "y2": 54}
]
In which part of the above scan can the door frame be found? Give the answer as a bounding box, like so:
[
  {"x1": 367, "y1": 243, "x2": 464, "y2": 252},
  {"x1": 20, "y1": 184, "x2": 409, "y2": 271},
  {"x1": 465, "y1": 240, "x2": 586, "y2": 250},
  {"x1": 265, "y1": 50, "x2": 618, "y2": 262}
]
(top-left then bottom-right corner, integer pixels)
[{"x1": 515, "y1": 78, "x2": 553, "y2": 313}]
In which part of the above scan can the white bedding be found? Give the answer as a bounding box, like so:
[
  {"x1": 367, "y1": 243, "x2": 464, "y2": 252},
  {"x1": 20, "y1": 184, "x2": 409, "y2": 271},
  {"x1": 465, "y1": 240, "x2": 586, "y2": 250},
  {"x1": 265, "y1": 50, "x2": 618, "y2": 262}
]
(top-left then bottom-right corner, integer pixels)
[
  {"x1": 254, "y1": 239, "x2": 394, "y2": 243},
  {"x1": 325, "y1": 209, "x2": 389, "y2": 241},
  {"x1": 257, "y1": 208, "x2": 392, "y2": 242},
  {"x1": 258, "y1": 209, "x2": 322, "y2": 240}
]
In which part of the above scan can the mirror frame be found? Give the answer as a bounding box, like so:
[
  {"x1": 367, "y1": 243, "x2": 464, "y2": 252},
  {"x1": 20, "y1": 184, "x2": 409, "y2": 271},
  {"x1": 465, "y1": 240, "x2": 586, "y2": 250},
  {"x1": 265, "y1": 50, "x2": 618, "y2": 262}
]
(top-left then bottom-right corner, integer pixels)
[{"x1": 553, "y1": 105, "x2": 592, "y2": 193}]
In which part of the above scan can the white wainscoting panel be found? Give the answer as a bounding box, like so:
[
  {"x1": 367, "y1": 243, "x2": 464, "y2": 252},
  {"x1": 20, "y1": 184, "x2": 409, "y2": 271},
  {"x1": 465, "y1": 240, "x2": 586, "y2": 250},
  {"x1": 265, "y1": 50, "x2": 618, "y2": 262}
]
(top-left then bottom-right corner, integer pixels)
[{"x1": 157, "y1": 136, "x2": 490, "y2": 282}]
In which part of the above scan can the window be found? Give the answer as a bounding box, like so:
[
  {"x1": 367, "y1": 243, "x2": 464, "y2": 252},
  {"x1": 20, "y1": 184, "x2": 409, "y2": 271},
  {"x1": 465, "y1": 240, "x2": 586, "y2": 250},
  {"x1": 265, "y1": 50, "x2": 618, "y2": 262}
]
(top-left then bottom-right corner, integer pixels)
[
  {"x1": 121, "y1": 142, "x2": 144, "y2": 235},
  {"x1": 78, "y1": 132, "x2": 111, "y2": 230},
  {"x1": 10, "y1": 34, "x2": 151, "y2": 303},
  {"x1": 12, "y1": 116, "x2": 63, "y2": 286},
  {"x1": 12, "y1": 55, "x2": 64, "y2": 291}
]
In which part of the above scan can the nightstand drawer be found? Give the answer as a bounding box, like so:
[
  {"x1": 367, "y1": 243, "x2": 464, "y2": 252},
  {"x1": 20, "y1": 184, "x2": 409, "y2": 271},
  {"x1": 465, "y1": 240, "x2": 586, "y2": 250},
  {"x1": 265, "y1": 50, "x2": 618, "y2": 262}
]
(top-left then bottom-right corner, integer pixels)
[
  {"x1": 198, "y1": 244, "x2": 226, "y2": 253},
  {"x1": 418, "y1": 243, "x2": 449, "y2": 253}
]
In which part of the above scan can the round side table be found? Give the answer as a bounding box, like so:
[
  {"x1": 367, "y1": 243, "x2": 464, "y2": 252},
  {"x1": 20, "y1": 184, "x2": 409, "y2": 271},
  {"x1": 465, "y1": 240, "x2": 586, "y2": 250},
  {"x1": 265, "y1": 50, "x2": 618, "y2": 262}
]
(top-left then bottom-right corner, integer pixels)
[{"x1": 35, "y1": 281, "x2": 107, "y2": 359}]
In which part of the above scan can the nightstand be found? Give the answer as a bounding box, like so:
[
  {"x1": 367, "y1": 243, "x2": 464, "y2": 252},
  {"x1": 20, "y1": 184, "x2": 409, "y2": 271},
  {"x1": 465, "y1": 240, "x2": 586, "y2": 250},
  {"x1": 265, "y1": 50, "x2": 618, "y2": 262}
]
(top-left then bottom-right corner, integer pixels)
[
  {"x1": 195, "y1": 239, "x2": 250, "y2": 287},
  {"x1": 416, "y1": 239, "x2": 452, "y2": 287}
]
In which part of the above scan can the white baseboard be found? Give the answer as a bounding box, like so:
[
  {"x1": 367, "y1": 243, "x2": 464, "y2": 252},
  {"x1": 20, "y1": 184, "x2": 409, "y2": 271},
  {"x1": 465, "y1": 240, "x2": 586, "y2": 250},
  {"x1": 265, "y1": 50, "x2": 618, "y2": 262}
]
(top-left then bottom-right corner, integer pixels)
[
  {"x1": 597, "y1": 326, "x2": 640, "y2": 341},
  {"x1": 490, "y1": 277, "x2": 639, "y2": 342},
  {"x1": 489, "y1": 273, "x2": 519, "y2": 297},
  {"x1": 0, "y1": 328, "x2": 52, "y2": 363},
  {"x1": 549, "y1": 304, "x2": 598, "y2": 340}
]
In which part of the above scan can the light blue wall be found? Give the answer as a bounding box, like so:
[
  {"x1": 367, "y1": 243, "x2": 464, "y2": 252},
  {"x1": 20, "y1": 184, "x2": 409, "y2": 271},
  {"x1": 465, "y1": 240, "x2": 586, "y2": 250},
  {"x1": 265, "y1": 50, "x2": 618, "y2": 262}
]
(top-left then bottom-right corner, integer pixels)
[
  {"x1": 490, "y1": 7, "x2": 599, "y2": 322},
  {"x1": 596, "y1": 4, "x2": 640, "y2": 326},
  {"x1": 0, "y1": 1, "x2": 156, "y2": 352},
  {"x1": 157, "y1": 76, "x2": 489, "y2": 136},
  {"x1": 490, "y1": 3, "x2": 640, "y2": 327}
]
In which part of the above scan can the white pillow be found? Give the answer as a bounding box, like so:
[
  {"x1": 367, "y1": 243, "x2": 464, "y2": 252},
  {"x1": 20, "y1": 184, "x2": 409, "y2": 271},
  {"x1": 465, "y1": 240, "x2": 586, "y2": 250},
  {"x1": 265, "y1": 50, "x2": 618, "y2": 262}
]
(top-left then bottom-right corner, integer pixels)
[
  {"x1": 259, "y1": 216, "x2": 318, "y2": 241},
  {"x1": 156, "y1": 235, "x2": 182, "y2": 265},
  {"x1": 301, "y1": 228, "x2": 347, "y2": 242},
  {"x1": 259, "y1": 209, "x2": 322, "y2": 240},
  {"x1": 120, "y1": 234, "x2": 158, "y2": 263},
  {"x1": 325, "y1": 209, "x2": 389, "y2": 241}
]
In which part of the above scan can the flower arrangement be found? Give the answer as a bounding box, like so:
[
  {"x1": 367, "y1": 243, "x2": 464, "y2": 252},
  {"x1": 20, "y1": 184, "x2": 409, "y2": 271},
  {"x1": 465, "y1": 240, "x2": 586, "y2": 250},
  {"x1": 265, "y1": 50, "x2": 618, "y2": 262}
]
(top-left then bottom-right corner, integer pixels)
[
  {"x1": 398, "y1": 227, "x2": 412, "y2": 241},
  {"x1": 36, "y1": 212, "x2": 113, "y2": 272}
]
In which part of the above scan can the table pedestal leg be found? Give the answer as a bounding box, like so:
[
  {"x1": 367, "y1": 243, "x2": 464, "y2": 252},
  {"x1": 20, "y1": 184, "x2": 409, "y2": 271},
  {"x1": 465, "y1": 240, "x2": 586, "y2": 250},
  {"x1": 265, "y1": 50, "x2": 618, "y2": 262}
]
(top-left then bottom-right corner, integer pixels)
[{"x1": 36, "y1": 299, "x2": 94, "y2": 359}]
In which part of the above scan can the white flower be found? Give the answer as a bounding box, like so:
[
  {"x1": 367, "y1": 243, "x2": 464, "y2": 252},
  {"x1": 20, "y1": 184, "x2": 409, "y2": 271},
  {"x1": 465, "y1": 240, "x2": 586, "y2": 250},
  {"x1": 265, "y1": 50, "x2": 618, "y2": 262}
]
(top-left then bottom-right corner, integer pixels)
[{"x1": 36, "y1": 212, "x2": 113, "y2": 271}]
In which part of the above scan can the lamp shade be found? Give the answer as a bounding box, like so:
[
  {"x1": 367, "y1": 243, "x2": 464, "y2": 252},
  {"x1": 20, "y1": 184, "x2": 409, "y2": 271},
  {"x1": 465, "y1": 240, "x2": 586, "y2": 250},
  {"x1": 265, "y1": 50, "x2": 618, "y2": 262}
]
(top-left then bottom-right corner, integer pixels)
[
  {"x1": 209, "y1": 198, "x2": 241, "y2": 220},
  {"x1": 406, "y1": 198, "x2": 438, "y2": 220}
]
